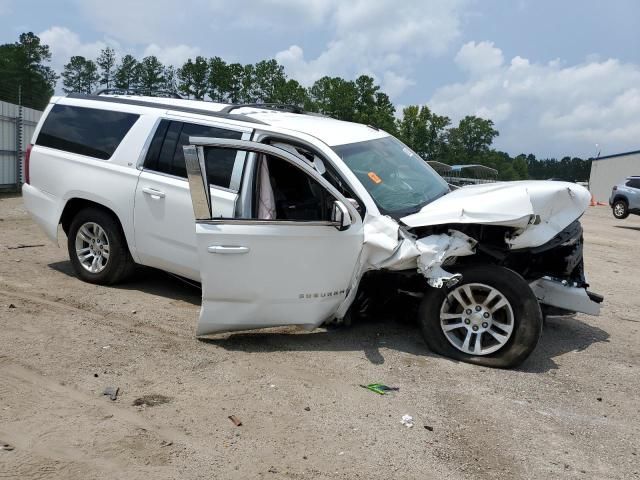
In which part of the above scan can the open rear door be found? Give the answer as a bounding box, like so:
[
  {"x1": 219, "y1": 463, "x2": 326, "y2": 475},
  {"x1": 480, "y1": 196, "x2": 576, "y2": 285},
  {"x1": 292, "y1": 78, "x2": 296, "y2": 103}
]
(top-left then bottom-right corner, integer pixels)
[{"x1": 183, "y1": 138, "x2": 364, "y2": 335}]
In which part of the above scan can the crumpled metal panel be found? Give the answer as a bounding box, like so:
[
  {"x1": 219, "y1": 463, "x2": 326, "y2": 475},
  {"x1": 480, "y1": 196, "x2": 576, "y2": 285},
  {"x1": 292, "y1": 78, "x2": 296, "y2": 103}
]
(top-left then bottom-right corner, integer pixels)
[{"x1": 401, "y1": 180, "x2": 591, "y2": 249}]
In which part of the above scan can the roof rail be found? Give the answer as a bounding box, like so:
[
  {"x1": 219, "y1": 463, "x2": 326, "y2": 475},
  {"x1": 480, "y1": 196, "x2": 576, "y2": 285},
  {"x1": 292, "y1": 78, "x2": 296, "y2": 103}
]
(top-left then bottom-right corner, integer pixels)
[
  {"x1": 220, "y1": 103, "x2": 305, "y2": 114},
  {"x1": 66, "y1": 93, "x2": 268, "y2": 125},
  {"x1": 92, "y1": 88, "x2": 184, "y2": 99}
]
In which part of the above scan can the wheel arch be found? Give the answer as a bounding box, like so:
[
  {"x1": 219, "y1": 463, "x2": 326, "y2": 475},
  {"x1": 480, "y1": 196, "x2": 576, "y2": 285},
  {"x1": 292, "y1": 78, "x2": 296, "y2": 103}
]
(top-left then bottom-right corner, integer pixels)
[
  {"x1": 59, "y1": 196, "x2": 137, "y2": 261},
  {"x1": 612, "y1": 194, "x2": 628, "y2": 205}
]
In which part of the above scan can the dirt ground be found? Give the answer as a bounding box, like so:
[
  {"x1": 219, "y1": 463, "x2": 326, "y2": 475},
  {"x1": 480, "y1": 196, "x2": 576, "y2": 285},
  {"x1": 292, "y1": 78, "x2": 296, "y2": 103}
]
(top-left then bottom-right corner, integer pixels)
[{"x1": 0, "y1": 193, "x2": 638, "y2": 480}]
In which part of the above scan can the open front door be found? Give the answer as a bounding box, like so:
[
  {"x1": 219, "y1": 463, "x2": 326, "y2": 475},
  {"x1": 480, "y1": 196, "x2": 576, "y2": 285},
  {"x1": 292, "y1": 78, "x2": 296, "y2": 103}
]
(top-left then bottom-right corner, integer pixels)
[{"x1": 184, "y1": 138, "x2": 364, "y2": 336}]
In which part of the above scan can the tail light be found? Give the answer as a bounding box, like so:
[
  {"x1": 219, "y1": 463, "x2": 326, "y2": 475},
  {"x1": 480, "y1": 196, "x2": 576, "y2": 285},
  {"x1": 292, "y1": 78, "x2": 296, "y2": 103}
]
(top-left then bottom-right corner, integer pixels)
[
  {"x1": 612, "y1": 186, "x2": 617, "y2": 191},
  {"x1": 24, "y1": 144, "x2": 32, "y2": 184}
]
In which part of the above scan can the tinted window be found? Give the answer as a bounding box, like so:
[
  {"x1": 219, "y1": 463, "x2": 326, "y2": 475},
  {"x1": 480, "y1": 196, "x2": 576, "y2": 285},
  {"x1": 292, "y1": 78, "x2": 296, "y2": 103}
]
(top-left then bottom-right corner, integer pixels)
[
  {"x1": 143, "y1": 119, "x2": 170, "y2": 171},
  {"x1": 37, "y1": 104, "x2": 139, "y2": 160},
  {"x1": 174, "y1": 123, "x2": 243, "y2": 185},
  {"x1": 156, "y1": 122, "x2": 182, "y2": 175},
  {"x1": 626, "y1": 179, "x2": 640, "y2": 189},
  {"x1": 145, "y1": 121, "x2": 243, "y2": 189}
]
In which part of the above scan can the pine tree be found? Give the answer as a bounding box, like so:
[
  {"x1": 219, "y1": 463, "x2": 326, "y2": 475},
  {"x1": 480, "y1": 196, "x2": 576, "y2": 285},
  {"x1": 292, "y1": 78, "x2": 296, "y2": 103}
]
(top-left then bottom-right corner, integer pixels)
[
  {"x1": 61, "y1": 56, "x2": 99, "y2": 94},
  {"x1": 137, "y1": 56, "x2": 165, "y2": 93},
  {"x1": 96, "y1": 46, "x2": 116, "y2": 89},
  {"x1": 114, "y1": 54, "x2": 139, "y2": 91}
]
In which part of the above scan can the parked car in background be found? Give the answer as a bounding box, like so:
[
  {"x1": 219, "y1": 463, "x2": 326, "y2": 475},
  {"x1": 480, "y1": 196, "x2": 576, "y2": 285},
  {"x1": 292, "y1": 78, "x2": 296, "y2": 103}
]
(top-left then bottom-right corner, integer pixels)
[{"x1": 610, "y1": 176, "x2": 640, "y2": 219}]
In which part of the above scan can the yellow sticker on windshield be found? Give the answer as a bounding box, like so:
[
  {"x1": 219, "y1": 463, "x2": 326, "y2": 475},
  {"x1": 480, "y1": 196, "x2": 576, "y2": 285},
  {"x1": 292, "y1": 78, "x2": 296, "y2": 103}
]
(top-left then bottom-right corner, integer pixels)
[{"x1": 368, "y1": 172, "x2": 382, "y2": 184}]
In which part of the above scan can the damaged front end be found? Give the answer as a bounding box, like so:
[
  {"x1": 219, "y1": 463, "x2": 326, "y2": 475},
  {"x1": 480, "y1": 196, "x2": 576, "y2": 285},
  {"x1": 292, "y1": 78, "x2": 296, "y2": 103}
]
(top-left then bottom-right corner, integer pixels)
[{"x1": 344, "y1": 180, "x2": 602, "y2": 321}]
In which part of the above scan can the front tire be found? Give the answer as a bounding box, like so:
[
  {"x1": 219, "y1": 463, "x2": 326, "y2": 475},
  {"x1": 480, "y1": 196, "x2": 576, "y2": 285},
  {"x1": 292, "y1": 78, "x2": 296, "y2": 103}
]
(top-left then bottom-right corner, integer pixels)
[
  {"x1": 612, "y1": 200, "x2": 629, "y2": 219},
  {"x1": 67, "y1": 207, "x2": 134, "y2": 285},
  {"x1": 419, "y1": 265, "x2": 542, "y2": 368}
]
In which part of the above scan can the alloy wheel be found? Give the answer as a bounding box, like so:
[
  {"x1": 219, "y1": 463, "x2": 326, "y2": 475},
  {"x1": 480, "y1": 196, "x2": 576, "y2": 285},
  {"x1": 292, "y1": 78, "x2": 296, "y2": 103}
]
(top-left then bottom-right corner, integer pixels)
[
  {"x1": 439, "y1": 283, "x2": 515, "y2": 355},
  {"x1": 75, "y1": 222, "x2": 110, "y2": 273}
]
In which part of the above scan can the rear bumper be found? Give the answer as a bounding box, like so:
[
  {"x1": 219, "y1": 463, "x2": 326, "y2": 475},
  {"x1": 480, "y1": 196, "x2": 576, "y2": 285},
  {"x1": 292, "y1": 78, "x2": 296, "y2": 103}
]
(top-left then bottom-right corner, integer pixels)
[
  {"x1": 529, "y1": 277, "x2": 602, "y2": 316},
  {"x1": 22, "y1": 183, "x2": 60, "y2": 243}
]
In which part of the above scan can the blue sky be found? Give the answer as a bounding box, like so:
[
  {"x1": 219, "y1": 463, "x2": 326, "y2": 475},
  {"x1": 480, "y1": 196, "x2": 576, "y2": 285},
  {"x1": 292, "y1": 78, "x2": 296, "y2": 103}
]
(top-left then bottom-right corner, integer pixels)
[{"x1": 1, "y1": 0, "x2": 639, "y2": 158}]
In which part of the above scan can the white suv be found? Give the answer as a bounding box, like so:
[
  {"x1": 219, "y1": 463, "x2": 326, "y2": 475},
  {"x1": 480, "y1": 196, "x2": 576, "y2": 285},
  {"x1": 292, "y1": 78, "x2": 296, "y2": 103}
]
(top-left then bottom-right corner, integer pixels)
[{"x1": 22, "y1": 93, "x2": 603, "y2": 368}]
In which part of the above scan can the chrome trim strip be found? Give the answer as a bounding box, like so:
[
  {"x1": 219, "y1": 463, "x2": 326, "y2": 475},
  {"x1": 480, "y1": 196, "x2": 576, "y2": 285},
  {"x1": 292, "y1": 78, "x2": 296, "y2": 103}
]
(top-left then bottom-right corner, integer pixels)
[
  {"x1": 229, "y1": 131, "x2": 252, "y2": 192},
  {"x1": 183, "y1": 145, "x2": 212, "y2": 219},
  {"x1": 229, "y1": 151, "x2": 246, "y2": 192},
  {"x1": 196, "y1": 218, "x2": 341, "y2": 227},
  {"x1": 140, "y1": 168, "x2": 188, "y2": 183}
]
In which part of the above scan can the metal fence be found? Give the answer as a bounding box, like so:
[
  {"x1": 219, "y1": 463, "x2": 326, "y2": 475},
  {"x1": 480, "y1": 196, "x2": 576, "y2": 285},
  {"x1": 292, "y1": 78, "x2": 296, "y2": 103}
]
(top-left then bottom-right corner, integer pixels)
[{"x1": 0, "y1": 100, "x2": 43, "y2": 191}]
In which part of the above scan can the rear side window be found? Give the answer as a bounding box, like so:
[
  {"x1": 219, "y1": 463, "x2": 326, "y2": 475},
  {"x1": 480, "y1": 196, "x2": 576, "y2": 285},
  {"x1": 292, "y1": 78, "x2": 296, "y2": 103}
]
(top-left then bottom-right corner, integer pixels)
[
  {"x1": 626, "y1": 178, "x2": 640, "y2": 189},
  {"x1": 36, "y1": 104, "x2": 139, "y2": 160},
  {"x1": 144, "y1": 120, "x2": 244, "y2": 189}
]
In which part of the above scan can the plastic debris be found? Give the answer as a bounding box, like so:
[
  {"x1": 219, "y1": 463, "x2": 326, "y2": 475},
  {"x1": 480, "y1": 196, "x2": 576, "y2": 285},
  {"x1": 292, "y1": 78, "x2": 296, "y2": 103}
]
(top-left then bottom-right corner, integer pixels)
[
  {"x1": 360, "y1": 383, "x2": 400, "y2": 395},
  {"x1": 7, "y1": 243, "x2": 45, "y2": 249},
  {"x1": 424, "y1": 425, "x2": 434, "y2": 431},
  {"x1": 401, "y1": 414, "x2": 414, "y2": 428},
  {"x1": 228, "y1": 415, "x2": 242, "y2": 426},
  {"x1": 103, "y1": 386, "x2": 119, "y2": 401},
  {"x1": 8, "y1": 304, "x2": 15, "y2": 309},
  {"x1": 133, "y1": 394, "x2": 171, "y2": 407}
]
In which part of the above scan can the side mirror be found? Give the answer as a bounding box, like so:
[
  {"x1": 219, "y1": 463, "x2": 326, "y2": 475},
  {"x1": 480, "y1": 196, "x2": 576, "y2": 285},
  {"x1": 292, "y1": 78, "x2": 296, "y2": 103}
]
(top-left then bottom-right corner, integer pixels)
[{"x1": 331, "y1": 200, "x2": 352, "y2": 231}]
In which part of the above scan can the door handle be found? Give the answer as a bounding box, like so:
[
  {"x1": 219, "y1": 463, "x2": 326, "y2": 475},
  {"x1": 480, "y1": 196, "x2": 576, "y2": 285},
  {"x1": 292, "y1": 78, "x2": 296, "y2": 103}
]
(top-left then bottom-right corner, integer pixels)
[
  {"x1": 207, "y1": 245, "x2": 250, "y2": 254},
  {"x1": 142, "y1": 187, "x2": 166, "y2": 199}
]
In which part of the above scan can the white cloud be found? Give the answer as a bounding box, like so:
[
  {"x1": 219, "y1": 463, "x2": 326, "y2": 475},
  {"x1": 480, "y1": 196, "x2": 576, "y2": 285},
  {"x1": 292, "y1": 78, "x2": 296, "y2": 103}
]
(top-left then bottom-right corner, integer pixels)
[
  {"x1": 73, "y1": 0, "x2": 194, "y2": 45},
  {"x1": 39, "y1": 26, "x2": 201, "y2": 71},
  {"x1": 39, "y1": 26, "x2": 110, "y2": 72},
  {"x1": 73, "y1": 0, "x2": 467, "y2": 99},
  {"x1": 429, "y1": 42, "x2": 640, "y2": 157},
  {"x1": 455, "y1": 41, "x2": 504, "y2": 75},
  {"x1": 382, "y1": 71, "x2": 416, "y2": 99},
  {"x1": 275, "y1": 0, "x2": 468, "y2": 97},
  {"x1": 142, "y1": 44, "x2": 200, "y2": 67}
]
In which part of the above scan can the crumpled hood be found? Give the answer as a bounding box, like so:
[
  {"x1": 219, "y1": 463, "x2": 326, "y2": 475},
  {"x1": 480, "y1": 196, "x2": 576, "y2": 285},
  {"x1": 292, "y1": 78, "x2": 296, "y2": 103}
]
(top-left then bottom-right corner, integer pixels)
[{"x1": 401, "y1": 180, "x2": 591, "y2": 249}]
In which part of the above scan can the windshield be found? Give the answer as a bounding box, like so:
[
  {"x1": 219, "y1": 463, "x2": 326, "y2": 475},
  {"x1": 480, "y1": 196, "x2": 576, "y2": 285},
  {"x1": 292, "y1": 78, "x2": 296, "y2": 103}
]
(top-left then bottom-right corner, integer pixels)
[{"x1": 332, "y1": 136, "x2": 449, "y2": 216}]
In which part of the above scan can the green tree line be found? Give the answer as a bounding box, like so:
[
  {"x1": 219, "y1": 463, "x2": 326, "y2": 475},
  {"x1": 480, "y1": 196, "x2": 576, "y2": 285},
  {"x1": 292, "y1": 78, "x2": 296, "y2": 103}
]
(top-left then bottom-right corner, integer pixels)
[{"x1": 0, "y1": 32, "x2": 591, "y2": 182}]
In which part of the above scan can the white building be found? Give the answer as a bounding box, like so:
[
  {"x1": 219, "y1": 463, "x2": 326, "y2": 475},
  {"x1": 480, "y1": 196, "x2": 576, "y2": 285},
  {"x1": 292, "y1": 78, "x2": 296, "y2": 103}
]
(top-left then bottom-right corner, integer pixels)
[{"x1": 589, "y1": 150, "x2": 640, "y2": 203}]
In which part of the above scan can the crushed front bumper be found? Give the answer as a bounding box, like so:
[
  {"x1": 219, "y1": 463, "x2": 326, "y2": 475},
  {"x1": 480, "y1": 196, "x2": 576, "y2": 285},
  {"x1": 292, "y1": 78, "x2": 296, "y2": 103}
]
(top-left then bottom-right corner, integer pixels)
[{"x1": 529, "y1": 277, "x2": 602, "y2": 316}]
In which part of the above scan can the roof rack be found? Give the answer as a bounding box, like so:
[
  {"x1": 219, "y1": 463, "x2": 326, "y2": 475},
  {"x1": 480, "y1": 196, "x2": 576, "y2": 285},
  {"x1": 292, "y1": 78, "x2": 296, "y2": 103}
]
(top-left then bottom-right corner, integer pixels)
[
  {"x1": 92, "y1": 88, "x2": 184, "y2": 99},
  {"x1": 220, "y1": 103, "x2": 305, "y2": 114},
  {"x1": 66, "y1": 93, "x2": 268, "y2": 125}
]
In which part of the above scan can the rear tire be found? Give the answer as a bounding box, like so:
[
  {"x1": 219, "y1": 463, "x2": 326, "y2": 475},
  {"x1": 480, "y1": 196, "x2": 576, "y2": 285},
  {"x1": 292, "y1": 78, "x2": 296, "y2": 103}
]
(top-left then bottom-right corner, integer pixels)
[
  {"x1": 67, "y1": 207, "x2": 135, "y2": 285},
  {"x1": 612, "y1": 200, "x2": 629, "y2": 219},
  {"x1": 418, "y1": 265, "x2": 542, "y2": 369}
]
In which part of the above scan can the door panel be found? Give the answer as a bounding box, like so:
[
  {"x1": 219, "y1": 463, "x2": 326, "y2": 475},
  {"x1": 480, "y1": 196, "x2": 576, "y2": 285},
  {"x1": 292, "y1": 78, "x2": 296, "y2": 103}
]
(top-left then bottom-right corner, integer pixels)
[
  {"x1": 134, "y1": 171, "x2": 237, "y2": 280},
  {"x1": 133, "y1": 119, "x2": 249, "y2": 280},
  {"x1": 186, "y1": 138, "x2": 365, "y2": 335},
  {"x1": 196, "y1": 221, "x2": 362, "y2": 335}
]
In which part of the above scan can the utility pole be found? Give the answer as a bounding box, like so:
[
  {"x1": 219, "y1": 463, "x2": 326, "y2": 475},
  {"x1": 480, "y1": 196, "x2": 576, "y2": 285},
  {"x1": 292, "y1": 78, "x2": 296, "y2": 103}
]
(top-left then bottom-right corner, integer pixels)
[{"x1": 15, "y1": 84, "x2": 23, "y2": 188}]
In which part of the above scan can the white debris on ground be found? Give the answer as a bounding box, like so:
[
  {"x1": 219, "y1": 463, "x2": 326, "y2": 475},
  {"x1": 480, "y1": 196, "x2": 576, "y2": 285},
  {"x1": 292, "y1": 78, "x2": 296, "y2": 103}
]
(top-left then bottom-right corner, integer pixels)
[{"x1": 401, "y1": 414, "x2": 414, "y2": 428}]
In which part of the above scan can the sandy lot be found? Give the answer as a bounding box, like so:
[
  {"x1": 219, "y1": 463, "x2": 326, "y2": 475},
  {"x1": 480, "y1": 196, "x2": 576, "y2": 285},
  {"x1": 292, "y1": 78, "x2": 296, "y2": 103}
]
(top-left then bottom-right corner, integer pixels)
[{"x1": 0, "y1": 193, "x2": 638, "y2": 479}]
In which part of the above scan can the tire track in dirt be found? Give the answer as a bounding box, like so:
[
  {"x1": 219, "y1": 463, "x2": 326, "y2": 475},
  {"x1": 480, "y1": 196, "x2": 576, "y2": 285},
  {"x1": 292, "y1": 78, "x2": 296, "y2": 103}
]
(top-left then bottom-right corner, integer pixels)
[{"x1": 0, "y1": 283, "x2": 194, "y2": 342}]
